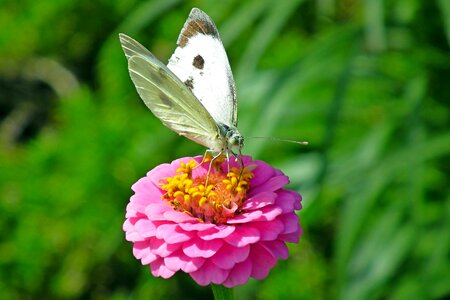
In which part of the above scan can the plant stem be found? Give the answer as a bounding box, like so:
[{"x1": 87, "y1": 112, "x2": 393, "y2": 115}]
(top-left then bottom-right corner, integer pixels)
[{"x1": 211, "y1": 284, "x2": 235, "y2": 300}]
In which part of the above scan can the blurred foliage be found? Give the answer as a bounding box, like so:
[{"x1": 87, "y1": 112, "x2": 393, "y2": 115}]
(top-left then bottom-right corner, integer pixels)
[{"x1": 0, "y1": 0, "x2": 449, "y2": 299}]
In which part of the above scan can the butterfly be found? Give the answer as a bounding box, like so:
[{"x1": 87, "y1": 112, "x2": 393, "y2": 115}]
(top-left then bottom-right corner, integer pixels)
[{"x1": 119, "y1": 8, "x2": 243, "y2": 164}]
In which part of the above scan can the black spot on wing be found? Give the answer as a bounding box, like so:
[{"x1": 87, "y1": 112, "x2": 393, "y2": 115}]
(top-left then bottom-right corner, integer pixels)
[
  {"x1": 184, "y1": 77, "x2": 194, "y2": 90},
  {"x1": 193, "y1": 55, "x2": 204, "y2": 69}
]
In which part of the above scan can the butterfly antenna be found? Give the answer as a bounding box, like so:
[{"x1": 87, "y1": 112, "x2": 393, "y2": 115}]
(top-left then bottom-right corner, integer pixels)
[{"x1": 248, "y1": 136, "x2": 309, "y2": 145}]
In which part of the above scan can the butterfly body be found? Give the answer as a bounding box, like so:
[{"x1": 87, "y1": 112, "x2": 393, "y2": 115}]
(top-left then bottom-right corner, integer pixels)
[{"x1": 119, "y1": 8, "x2": 243, "y2": 156}]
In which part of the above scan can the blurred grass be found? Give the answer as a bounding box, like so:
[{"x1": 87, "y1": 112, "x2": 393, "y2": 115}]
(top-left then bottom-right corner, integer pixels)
[{"x1": 1, "y1": 0, "x2": 449, "y2": 299}]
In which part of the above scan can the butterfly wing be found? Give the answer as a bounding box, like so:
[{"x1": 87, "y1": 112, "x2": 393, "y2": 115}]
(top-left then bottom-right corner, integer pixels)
[
  {"x1": 119, "y1": 32, "x2": 156, "y2": 61},
  {"x1": 119, "y1": 34, "x2": 223, "y2": 150},
  {"x1": 167, "y1": 8, "x2": 238, "y2": 127}
]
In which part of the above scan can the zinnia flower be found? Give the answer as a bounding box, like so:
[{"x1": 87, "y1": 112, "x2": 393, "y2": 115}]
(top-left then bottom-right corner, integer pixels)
[{"x1": 123, "y1": 155, "x2": 302, "y2": 287}]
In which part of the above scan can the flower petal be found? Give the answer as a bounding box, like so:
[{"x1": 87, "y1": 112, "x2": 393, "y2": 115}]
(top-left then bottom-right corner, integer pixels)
[
  {"x1": 249, "y1": 219, "x2": 284, "y2": 241},
  {"x1": 183, "y1": 238, "x2": 224, "y2": 258},
  {"x1": 249, "y1": 175, "x2": 289, "y2": 196},
  {"x1": 131, "y1": 177, "x2": 162, "y2": 196},
  {"x1": 133, "y1": 241, "x2": 158, "y2": 265},
  {"x1": 149, "y1": 237, "x2": 180, "y2": 257},
  {"x1": 211, "y1": 243, "x2": 250, "y2": 269},
  {"x1": 279, "y1": 213, "x2": 300, "y2": 234},
  {"x1": 227, "y1": 210, "x2": 263, "y2": 224},
  {"x1": 197, "y1": 225, "x2": 235, "y2": 240},
  {"x1": 241, "y1": 191, "x2": 276, "y2": 210},
  {"x1": 164, "y1": 251, "x2": 205, "y2": 273},
  {"x1": 156, "y1": 224, "x2": 193, "y2": 243},
  {"x1": 178, "y1": 222, "x2": 216, "y2": 231},
  {"x1": 224, "y1": 226, "x2": 260, "y2": 247},
  {"x1": 124, "y1": 219, "x2": 145, "y2": 242},
  {"x1": 190, "y1": 260, "x2": 229, "y2": 285},
  {"x1": 150, "y1": 258, "x2": 176, "y2": 279},
  {"x1": 250, "y1": 160, "x2": 275, "y2": 187},
  {"x1": 253, "y1": 206, "x2": 283, "y2": 222},
  {"x1": 279, "y1": 227, "x2": 302, "y2": 243},
  {"x1": 275, "y1": 190, "x2": 302, "y2": 213},
  {"x1": 144, "y1": 203, "x2": 172, "y2": 220},
  {"x1": 147, "y1": 163, "x2": 177, "y2": 186},
  {"x1": 222, "y1": 259, "x2": 252, "y2": 288},
  {"x1": 163, "y1": 210, "x2": 197, "y2": 223},
  {"x1": 260, "y1": 240, "x2": 289, "y2": 260},
  {"x1": 250, "y1": 243, "x2": 277, "y2": 280},
  {"x1": 134, "y1": 219, "x2": 157, "y2": 238}
]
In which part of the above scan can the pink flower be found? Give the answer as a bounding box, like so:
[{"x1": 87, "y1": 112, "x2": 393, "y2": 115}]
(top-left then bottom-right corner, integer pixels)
[{"x1": 123, "y1": 155, "x2": 302, "y2": 287}]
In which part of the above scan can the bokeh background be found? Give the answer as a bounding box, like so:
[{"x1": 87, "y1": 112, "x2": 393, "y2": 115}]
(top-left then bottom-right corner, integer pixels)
[{"x1": 1, "y1": 0, "x2": 449, "y2": 299}]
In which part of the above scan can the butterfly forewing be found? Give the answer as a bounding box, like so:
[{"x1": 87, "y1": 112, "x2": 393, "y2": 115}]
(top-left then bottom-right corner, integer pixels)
[
  {"x1": 120, "y1": 34, "x2": 223, "y2": 150},
  {"x1": 167, "y1": 8, "x2": 238, "y2": 127}
]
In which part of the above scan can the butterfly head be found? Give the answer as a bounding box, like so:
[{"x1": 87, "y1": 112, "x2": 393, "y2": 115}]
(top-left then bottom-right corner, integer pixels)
[{"x1": 228, "y1": 130, "x2": 244, "y2": 150}]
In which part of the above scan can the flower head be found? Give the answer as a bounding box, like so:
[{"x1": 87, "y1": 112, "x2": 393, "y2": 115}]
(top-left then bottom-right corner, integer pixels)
[{"x1": 123, "y1": 155, "x2": 302, "y2": 287}]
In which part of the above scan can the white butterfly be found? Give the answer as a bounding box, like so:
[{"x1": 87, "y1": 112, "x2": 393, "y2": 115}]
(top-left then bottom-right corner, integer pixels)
[{"x1": 119, "y1": 8, "x2": 243, "y2": 162}]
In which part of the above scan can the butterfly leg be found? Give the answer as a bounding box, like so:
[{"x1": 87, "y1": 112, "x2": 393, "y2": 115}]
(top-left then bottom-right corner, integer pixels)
[
  {"x1": 205, "y1": 151, "x2": 224, "y2": 186},
  {"x1": 193, "y1": 149, "x2": 215, "y2": 170},
  {"x1": 231, "y1": 148, "x2": 244, "y2": 181},
  {"x1": 225, "y1": 149, "x2": 231, "y2": 174}
]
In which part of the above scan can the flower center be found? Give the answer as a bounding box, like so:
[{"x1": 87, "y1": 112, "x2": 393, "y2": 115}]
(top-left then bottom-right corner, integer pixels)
[{"x1": 161, "y1": 156, "x2": 254, "y2": 224}]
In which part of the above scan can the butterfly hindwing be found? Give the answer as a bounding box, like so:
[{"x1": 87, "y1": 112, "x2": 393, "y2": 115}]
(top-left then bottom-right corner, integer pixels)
[{"x1": 167, "y1": 8, "x2": 238, "y2": 127}]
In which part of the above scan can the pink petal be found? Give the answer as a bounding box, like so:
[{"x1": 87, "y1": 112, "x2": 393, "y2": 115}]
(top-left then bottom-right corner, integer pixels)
[
  {"x1": 260, "y1": 240, "x2": 289, "y2": 260},
  {"x1": 183, "y1": 238, "x2": 224, "y2": 258},
  {"x1": 250, "y1": 243, "x2": 277, "y2": 280},
  {"x1": 149, "y1": 237, "x2": 180, "y2": 257},
  {"x1": 150, "y1": 258, "x2": 176, "y2": 279},
  {"x1": 131, "y1": 177, "x2": 162, "y2": 196},
  {"x1": 164, "y1": 251, "x2": 205, "y2": 273},
  {"x1": 249, "y1": 175, "x2": 289, "y2": 196},
  {"x1": 211, "y1": 243, "x2": 250, "y2": 269},
  {"x1": 134, "y1": 219, "x2": 157, "y2": 238},
  {"x1": 190, "y1": 261, "x2": 229, "y2": 286},
  {"x1": 125, "y1": 231, "x2": 143, "y2": 242},
  {"x1": 227, "y1": 210, "x2": 263, "y2": 224},
  {"x1": 241, "y1": 191, "x2": 276, "y2": 210},
  {"x1": 133, "y1": 241, "x2": 158, "y2": 265},
  {"x1": 253, "y1": 206, "x2": 283, "y2": 222},
  {"x1": 144, "y1": 203, "x2": 172, "y2": 220},
  {"x1": 128, "y1": 194, "x2": 158, "y2": 215},
  {"x1": 156, "y1": 224, "x2": 193, "y2": 243},
  {"x1": 197, "y1": 225, "x2": 235, "y2": 240},
  {"x1": 250, "y1": 160, "x2": 275, "y2": 187},
  {"x1": 279, "y1": 227, "x2": 302, "y2": 243},
  {"x1": 178, "y1": 222, "x2": 216, "y2": 231},
  {"x1": 147, "y1": 163, "x2": 176, "y2": 186},
  {"x1": 275, "y1": 190, "x2": 302, "y2": 213},
  {"x1": 224, "y1": 226, "x2": 260, "y2": 247},
  {"x1": 141, "y1": 250, "x2": 158, "y2": 265},
  {"x1": 279, "y1": 213, "x2": 300, "y2": 234},
  {"x1": 124, "y1": 219, "x2": 145, "y2": 242},
  {"x1": 249, "y1": 220, "x2": 284, "y2": 241},
  {"x1": 163, "y1": 210, "x2": 196, "y2": 223},
  {"x1": 125, "y1": 206, "x2": 141, "y2": 218},
  {"x1": 222, "y1": 259, "x2": 252, "y2": 288}
]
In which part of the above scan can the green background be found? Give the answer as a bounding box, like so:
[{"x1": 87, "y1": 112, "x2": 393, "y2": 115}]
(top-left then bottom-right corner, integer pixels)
[{"x1": 1, "y1": 0, "x2": 449, "y2": 299}]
